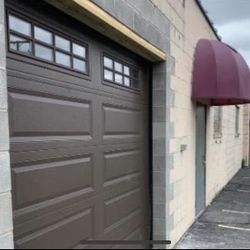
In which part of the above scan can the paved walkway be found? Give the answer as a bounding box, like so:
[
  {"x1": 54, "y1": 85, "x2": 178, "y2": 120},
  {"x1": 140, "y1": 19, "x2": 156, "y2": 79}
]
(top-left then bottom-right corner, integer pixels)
[{"x1": 176, "y1": 167, "x2": 250, "y2": 249}]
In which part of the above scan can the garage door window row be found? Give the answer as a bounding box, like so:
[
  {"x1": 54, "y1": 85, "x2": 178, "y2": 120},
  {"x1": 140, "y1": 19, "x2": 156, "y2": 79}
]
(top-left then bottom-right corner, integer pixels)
[
  {"x1": 103, "y1": 55, "x2": 139, "y2": 90},
  {"x1": 8, "y1": 14, "x2": 88, "y2": 74}
]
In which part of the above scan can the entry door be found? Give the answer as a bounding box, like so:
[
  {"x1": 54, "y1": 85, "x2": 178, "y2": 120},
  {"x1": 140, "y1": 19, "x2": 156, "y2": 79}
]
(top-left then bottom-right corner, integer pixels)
[{"x1": 195, "y1": 105, "x2": 206, "y2": 216}]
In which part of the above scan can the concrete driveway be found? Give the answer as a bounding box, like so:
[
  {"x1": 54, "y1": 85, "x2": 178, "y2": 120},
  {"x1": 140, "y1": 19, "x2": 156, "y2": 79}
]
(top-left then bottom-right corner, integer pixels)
[{"x1": 175, "y1": 167, "x2": 250, "y2": 249}]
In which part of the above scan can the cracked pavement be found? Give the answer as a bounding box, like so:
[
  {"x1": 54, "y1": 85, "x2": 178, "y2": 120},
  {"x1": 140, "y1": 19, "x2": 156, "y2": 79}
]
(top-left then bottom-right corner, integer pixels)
[{"x1": 175, "y1": 167, "x2": 250, "y2": 249}]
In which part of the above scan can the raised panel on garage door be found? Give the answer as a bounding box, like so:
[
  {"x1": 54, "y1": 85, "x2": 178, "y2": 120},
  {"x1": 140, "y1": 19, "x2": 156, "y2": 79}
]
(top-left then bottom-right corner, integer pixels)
[{"x1": 6, "y1": 0, "x2": 150, "y2": 249}]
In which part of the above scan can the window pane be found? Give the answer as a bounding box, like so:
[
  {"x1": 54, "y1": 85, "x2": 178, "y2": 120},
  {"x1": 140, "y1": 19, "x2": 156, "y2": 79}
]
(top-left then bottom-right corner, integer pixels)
[
  {"x1": 55, "y1": 36, "x2": 70, "y2": 52},
  {"x1": 104, "y1": 57, "x2": 113, "y2": 69},
  {"x1": 115, "y1": 73, "x2": 123, "y2": 84},
  {"x1": 34, "y1": 26, "x2": 52, "y2": 44},
  {"x1": 73, "y1": 43, "x2": 86, "y2": 58},
  {"x1": 73, "y1": 58, "x2": 86, "y2": 72},
  {"x1": 104, "y1": 69, "x2": 113, "y2": 81},
  {"x1": 35, "y1": 44, "x2": 53, "y2": 61},
  {"x1": 114, "y1": 62, "x2": 122, "y2": 73},
  {"x1": 124, "y1": 77, "x2": 130, "y2": 87},
  {"x1": 9, "y1": 15, "x2": 31, "y2": 36},
  {"x1": 55, "y1": 51, "x2": 71, "y2": 67},
  {"x1": 9, "y1": 35, "x2": 32, "y2": 54},
  {"x1": 131, "y1": 68, "x2": 139, "y2": 79},
  {"x1": 124, "y1": 66, "x2": 130, "y2": 76}
]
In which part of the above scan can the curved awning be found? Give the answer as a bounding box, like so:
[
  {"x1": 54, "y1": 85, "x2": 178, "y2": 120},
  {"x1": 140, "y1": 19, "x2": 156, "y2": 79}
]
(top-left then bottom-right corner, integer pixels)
[{"x1": 192, "y1": 39, "x2": 250, "y2": 106}]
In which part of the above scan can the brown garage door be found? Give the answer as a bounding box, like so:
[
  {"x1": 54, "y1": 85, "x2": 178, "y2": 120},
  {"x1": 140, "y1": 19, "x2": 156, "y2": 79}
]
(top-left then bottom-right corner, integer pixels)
[{"x1": 6, "y1": 0, "x2": 150, "y2": 249}]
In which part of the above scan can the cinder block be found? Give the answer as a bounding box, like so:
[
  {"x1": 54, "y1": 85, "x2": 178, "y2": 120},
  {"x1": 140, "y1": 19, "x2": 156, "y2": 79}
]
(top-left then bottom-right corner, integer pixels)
[
  {"x1": 153, "y1": 218, "x2": 166, "y2": 235},
  {"x1": 127, "y1": 0, "x2": 151, "y2": 15},
  {"x1": 0, "y1": 232, "x2": 14, "y2": 249},
  {"x1": 153, "y1": 171, "x2": 167, "y2": 188},
  {"x1": 153, "y1": 72, "x2": 167, "y2": 90},
  {"x1": 153, "y1": 187, "x2": 166, "y2": 204},
  {"x1": 0, "y1": 111, "x2": 9, "y2": 151},
  {"x1": 153, "y1": 122, "x2": 167, "y2": 139},
  {"x1": 0, "y1": 192, "x2": 13, "y2": 235},
  {"x1": 0, "y1": 0, "x2": 6, "y2": 68},
  {"x1": 0, "y1": 24, "x2": 6, "y2": 68},
  {"x1": 153, "y1": 155, "x2": 166, "y2": 172},
  {"x1": 153, "y1": 62, "x2": 167, "y2": 74},
  {"x1": 134, "y1": 13, "x2": 147, "y2": 38},
  {"x1": 0, "y1": 87, "x2": 7, "y2": 110},
  {"x1": 151, "y1": 9, "x2": 170, "y2": 36},
  {"x1": 169, "y1": 122, "x2": 175, "y2": 139},
  {"x1": 91, "y1": 0, "x2": 105, "y2": 8},
  {"x1": 114, "y1": 0, "x2": 134, "y2": 28},
  {"x1": 153, "y1": 90, "x2": 166, "y2": 106},
  {"x1": 145, "y1": 21, "x2": 161, "y2": 45},
  {"x1": 0, "y1": 0, "x2": 4, "y2": 24},
  {"x1": 0, "y1": 152, "x2": 11, "y2": 194},
  {"x1": 104, "y1": 0, "x2": 115, "y2": 14},
  {"x1": 167, "y1": 154, "x2": 173, "y2": 169},
  {"x1": 153, "y1": 203, "x2": 167, "y2": 219},
  {"x1": 153, "y1": 106, "x2": 166, "y2": 123},
  {"x1": 153, "y1": 138, "x2": 166, "y2": 155},
  {"x1": 0, "y1": 69, "x2": 7, "y2": 110}
]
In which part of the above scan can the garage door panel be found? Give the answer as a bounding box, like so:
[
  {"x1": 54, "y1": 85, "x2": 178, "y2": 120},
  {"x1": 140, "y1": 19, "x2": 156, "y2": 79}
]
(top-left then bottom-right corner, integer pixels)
[
  {"x1": 12, "y1": 155, "x2": 94, "y2": 209},
  {"x1": 15, "y1": 208, "x2": 94, "y2": 249},
  {"x1": 10, "y1": 137, "x2": 97, "y2": 153},
  {"x1": 104, "y1": 149, "x2": 142, "y2": 182},
  {"x1": 103, "y1": 209, "x2": 143, "y2": 240},
  {"x1": 8, "y1": 88, "x2": 96, "y2": 152},
  {"x1": 7, "y1": 55, "x2": 92, "y2": 89},
  {"x1": 112, "y1": 228, "x2": 145, "y2": 249},
  {"x1": 10, "y1": 145, "x2": 95, "y2": 167},
  {"x1": 14, "y1": 191, "x2": 97, "y2": 239},
  {"x1": 104, "y1": 172, "x2": 142, "y2": 201},
  {"x1": 9, "y1": 92, "x2": 92, "y2": 137},
  {"x1": 103, "y1": 104, "x2": 141, "y2": 134},
  {"x1": 7, "y1": 61, "x2": 144, "y2": 107},
  {"x1": 102, "y1": 103, "x2": 144, "y2": 144},
  {"x1": 104, "y1": 188, "x2": 142, "y2": 228}
]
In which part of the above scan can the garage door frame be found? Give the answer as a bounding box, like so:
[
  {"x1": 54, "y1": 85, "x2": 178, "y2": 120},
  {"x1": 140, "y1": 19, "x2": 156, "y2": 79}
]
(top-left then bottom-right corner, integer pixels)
[{"x1": 5, "y1": 0, "x2": 151, "y2": 246}]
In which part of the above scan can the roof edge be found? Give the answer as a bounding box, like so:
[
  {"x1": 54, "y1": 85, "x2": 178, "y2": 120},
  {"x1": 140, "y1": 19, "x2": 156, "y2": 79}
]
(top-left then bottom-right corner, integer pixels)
[{"x1": 195, "y1": 0, "x2": 221, "y2": 41}]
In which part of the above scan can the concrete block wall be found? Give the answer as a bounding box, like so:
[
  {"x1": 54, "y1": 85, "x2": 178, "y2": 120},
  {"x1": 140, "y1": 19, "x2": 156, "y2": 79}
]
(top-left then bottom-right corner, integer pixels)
[
  {"x1": 206, "y1": 106, "x2": 244, "y2": 204},
  {"x1": 152, "y1": 0, "x2": 245, "y2": 247},
  {"x1": 0, "y1": 0, "x2": 14, "y2": 249}
]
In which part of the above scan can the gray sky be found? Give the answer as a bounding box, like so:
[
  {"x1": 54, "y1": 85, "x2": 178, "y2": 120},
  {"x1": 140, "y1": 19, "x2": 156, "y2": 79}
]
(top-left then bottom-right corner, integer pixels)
[{"x1": 201, "y1": 0, "x2": 250, "y2": 66}]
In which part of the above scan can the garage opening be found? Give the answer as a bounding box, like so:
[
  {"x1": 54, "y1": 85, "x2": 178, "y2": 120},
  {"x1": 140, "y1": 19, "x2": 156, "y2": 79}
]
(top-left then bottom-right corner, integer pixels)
[{"x1": 6, "y1": 0, "x2": 151, "y2": 248}]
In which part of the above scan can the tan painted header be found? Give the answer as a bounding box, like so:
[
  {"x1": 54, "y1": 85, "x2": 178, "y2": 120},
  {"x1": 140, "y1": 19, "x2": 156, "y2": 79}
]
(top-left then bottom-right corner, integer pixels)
[{"x1": 46, "y1": 0, "x2": 166, "y2": 62}]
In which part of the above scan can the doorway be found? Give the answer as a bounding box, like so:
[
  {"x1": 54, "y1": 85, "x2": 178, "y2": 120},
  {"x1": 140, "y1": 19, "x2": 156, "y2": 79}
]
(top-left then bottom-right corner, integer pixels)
[{"x1": 195, "y1": 105, "x2": 207, "y2": 216}]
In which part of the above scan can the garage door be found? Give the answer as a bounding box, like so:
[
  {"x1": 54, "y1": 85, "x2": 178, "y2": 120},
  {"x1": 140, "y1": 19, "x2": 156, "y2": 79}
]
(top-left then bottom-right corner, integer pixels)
[{"x1": 6, "y1": 0, "x2": 150, "y2": 249}]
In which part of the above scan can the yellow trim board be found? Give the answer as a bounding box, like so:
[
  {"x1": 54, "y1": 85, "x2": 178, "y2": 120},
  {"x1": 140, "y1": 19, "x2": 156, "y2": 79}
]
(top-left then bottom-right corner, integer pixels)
[{"x1": 45, "y1": 0, "x2": 166, "y2": 62}]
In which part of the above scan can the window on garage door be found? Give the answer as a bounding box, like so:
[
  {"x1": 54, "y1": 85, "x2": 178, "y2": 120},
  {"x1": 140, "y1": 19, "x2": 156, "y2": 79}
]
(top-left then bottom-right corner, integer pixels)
[{"x1": 8, "y1": 12, "x2": 89, "y2": 74}]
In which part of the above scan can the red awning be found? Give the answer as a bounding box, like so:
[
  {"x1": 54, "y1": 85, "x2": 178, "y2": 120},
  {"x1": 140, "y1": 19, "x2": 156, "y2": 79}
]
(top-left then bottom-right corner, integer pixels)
[{"x1": 192, "y1": 39, "x2": 250, "y2": 106}]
